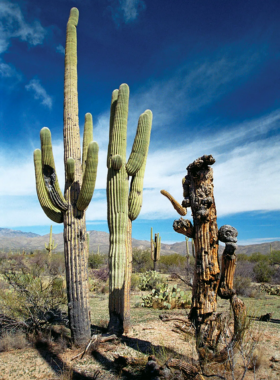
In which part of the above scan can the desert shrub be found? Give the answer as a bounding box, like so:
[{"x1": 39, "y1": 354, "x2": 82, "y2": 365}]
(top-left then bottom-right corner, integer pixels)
[
  {"x1": 234, "y1": 275, "x2": 252, "y2": 296},
  {"x1": 253, "y1": 261, "x2": 275, "y2": 283},
  {"x1": 48, "y1": 253, "x2": 65, "y2": 276},
  {"x1": 0, "y1": 261, "x2": 67, "y2": 334},
  {"x1": 92, "y1": 266, "x2": 109, "y2": 282},
  {"x1": 131, "y1": 273, "x2": 140, "y2": 290},
  {"x1": 160, "y1": 253, "x2": 186, "y2": 270},
  {"x1": 88, "y1": 253, "x2": 105, "y2": 269},
  {"x1": 235, "y1": 260, "x2": 255, "y2": 281},
  {"x1": 0, "y1": 331, "x2": 28, "y2": 352},
  {"x1": 248, "y1": 252, "x2": 269, "y2": 263},
  {"x1": 132, "y1": 248, "x2": 153, "y2": 273},
  {"x1": 269, "y1": 250, "x2": 280, "y2": 265},
  {"x1": 138, "y1": 271, "x2": 166, "y2": 291},
  {"x1": 237, "y1": 253, "x2": 250, "y2": 262}
]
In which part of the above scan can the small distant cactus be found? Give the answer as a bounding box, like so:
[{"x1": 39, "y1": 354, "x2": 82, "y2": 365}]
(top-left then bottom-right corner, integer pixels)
[
  {"x1": 45, "y1": 225, "x2": 57, "y2": 256},
  {"x1": 151, "y1": 227, "x2": 161, "y2": 271}
]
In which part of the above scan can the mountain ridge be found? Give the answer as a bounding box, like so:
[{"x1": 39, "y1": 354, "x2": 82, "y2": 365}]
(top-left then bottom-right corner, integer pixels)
[{"x1": 0, "y1": 228, "x2": 279, "y2": 256}]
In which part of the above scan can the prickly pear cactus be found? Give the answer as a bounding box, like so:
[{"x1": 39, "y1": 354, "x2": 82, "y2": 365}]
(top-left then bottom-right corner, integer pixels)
[
  {"x1": 107, "y1": 84, "x2": 152, "y2": 334},
  {"x1": 33, "y1": 8, "x2": 98, "y2": 346}
]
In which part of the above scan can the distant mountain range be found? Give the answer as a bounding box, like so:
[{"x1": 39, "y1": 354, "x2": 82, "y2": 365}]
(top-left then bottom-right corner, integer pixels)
[{"x1": 0, "y1": 228, "x2": 279, "y2": 256}]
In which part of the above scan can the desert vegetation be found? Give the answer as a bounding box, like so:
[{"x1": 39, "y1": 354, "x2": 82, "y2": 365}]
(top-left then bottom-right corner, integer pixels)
[{"x1": 0, "y1": 5, "x2": 280, "y2": 380}]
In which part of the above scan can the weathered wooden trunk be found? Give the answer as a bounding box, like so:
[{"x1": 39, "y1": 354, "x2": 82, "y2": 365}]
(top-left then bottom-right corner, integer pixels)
[
  {"x1": 161, "y1": 154, "x2": 246, "y2": 364},
  {"x1": 181, "y1": 155, "x2": 220, "y2": 326}
]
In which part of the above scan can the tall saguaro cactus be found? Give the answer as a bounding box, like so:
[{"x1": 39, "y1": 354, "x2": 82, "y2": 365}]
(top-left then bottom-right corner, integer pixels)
[
  {"x1": 45, "y1": 225, "x2": 57, "y2": 256},
  {"x1": 33, "y1": 8, "x2": 99, "y2": 346},
  {"x1": 107, "y1": 83, "x2": 152, "y2": 334},
  {"x1": 151, "y1": 227, "x2": 161, "y2": 271}
]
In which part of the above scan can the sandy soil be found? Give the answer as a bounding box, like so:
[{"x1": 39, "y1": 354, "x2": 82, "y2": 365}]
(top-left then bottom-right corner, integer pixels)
[{"x1": 0, "y1": 317, "x2": 280, "y2": 380}]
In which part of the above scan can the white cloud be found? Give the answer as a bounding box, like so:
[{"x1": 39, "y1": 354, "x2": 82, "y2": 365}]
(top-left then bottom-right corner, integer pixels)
[
  {"x1": 56, "y1": 44, "x2": 65, "y2": 55},
  {"x1": 0, "y1": 0, "x2": 46, "y2": 54},
  {"x1": 120, "y1": 0, "x2": 145, "y2": 22},
  {"x1": 108, "y1": 0, "x2": 145, "y2": 26},
  {"x1": 0, "y1": 59, "x2": 21, "y2": 82},
  {"x1": 238, "y1": 237, "x2": 280, "y2": 246},
  {"x1": 0, "y1": 106, "x2": 279, "y2": 229},
  {"x1": 25, "y1": 79, "x2": 52, "y2": 109}
]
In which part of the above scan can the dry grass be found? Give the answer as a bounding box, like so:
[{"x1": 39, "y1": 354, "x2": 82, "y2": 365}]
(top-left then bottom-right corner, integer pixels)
[{"x1": 0, "y1": 331, "x2": 29, "y2": 352}]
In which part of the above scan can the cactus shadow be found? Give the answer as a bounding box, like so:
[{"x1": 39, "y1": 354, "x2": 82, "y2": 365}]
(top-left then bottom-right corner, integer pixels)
[{"x1": 34, "y1": 341, "x2": 94, "y2": 379}]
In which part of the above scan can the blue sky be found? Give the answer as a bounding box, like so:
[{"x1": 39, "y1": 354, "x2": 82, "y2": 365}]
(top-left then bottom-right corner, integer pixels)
[{"x1": 0, "y1": 0, "x2": 279, "y2": 245}]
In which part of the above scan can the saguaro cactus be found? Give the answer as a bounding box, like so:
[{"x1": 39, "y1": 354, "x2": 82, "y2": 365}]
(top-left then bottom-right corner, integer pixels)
[
  {"x1": 33, "y1": 8, "x2": 98, "y2": 346},
  {"x1": 107, "y1": 83, "x2": 152, "y2": 334},
  {"x1": 151, "y1": 227, "x2": 161, "y2": 271},
  {"x1": 45, "y1": 225, "x2": 57, "y2": 256},
  {"x1": 161, "y1": 155, "x2": 246, "y2": 363}
]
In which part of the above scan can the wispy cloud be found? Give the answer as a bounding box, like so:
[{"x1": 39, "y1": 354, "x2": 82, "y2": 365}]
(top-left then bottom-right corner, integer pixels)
[
  {"x1": 128, "y1": 53, "x2": 258, "y2": 132},
  {"x1": 0, "y1": 0, "x2": 46, "y2": 54},
  {"x1": 107, "y1": 0, "x2": 146, "y2": 26},
  {"x1": 238, "y1": 237, "x2": 280, "y2": 246},
  {"x1": 25, "y1": 79, "x2": 52, "y2": 109},
  {"x1": 0, "y1": 59, "x2": 21, "y2": 82},
  {"x1": 56, "y1": 44, "x2": 65, "y2": 55}
]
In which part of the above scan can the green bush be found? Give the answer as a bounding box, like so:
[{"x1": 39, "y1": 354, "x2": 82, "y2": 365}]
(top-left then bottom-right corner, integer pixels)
[
  {"x1": 269, "y1": 250, "x2": 280, "y2": 265},
  {"x1": 88, "y1": 253, "x2": 105, "y2": 269},
  {"x1": 138, "y1": 271, "x2": 165, "y2": 291},
  {"x1": 253, "y1": 261, "x2": 275, "y2": 283},
  {"x1": 237, "y1": 253, "x2": 250, "y2": 262},
  {"x1": 160, "y1": 253, "x2": 187, "y2": 268},
  {"x1": 248, "y1": 252, "x2": 269, "y2": 263},
  {"x1": 0, "y1": 260, "x2": 67, "y2": 334},
  {"x1": 132, "y1": 248, "x2": 153, "y2": 273},
  {"x1": 131, "y1": 273, "x2": 140, "y2": 290},
  {"x1": 233, "y1": 275, "x2": 252, "y2": 296}
]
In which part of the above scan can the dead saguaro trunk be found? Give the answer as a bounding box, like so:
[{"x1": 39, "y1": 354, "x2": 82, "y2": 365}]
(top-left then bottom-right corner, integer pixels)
[
  {"x1": 161, "y1": 154, "x2": 246, "y2": 363},
  {"x1": 33, "y1": 8, "x2": 98, "y2": 346},
  {"x1": 182, "y1": 155, "x2": 220, "y2": 326}
]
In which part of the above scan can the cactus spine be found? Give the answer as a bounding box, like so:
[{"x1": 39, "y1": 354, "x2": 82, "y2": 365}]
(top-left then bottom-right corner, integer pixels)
[
  {"x1": 107, "y1": 84, "x2": 152, "y2": 334},
  {"x1": 151, "y1": 227, "x2": 161, "y2": 271},
  {"x1": 33, "y1": 8, "x2": 98, "y2": 346},
  {"x1": 45, "y1": 225, "x2": 57, "y2": 256}
]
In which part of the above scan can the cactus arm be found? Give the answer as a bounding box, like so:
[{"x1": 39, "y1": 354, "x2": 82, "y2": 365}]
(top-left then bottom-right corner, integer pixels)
[
  {"x1": 157, "y1": 235, "x2": 161, "y2": 261},
  {"x1": 128, "y1": 110, "x2": 152, "y2": 221},
  {"x1": 82, "y1": 113, "x2": 94, "y2": 174},
  {"x1": 126, "y1": 111, "x2": 152, "y2": 176},
  {"x1": 107, "y1": 90, "x2": 119, "y2": 168},
  {"x1": 77, "y1": 141, "x2": 99, "y2": 211},
  {"x1": 66, "y1": 158, "x2": 75, "y2": 181},
  {"x1": 34, "y1": 149, "x2": 63, "y2": 223},
  {"x1": 160, "y1": 189, "x2": 187, "y2": 216},
  {"x1": 40, "y1": 128, "x2": 68, "y2": 211},
  {"x1": 111, "y1": 84, "x2": 129, "y2": 160},
  {"x1": 111, "y1": 154, "x2": 123, "y2": 170}
]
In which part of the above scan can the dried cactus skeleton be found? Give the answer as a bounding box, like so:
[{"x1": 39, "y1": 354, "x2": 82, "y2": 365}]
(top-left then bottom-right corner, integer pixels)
[
  {"x1": 33, "y1": 8, "x2": 98, "y2": 345},
  {"x1": 151, "y1": 227, "x2": 161, "y2": 271},
  {"x1": 107, "y1": 83, "x2": 152, "y2": 335},
  {"x1": 161, "y1": 155, "x2": 246, "y2": 363}
]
